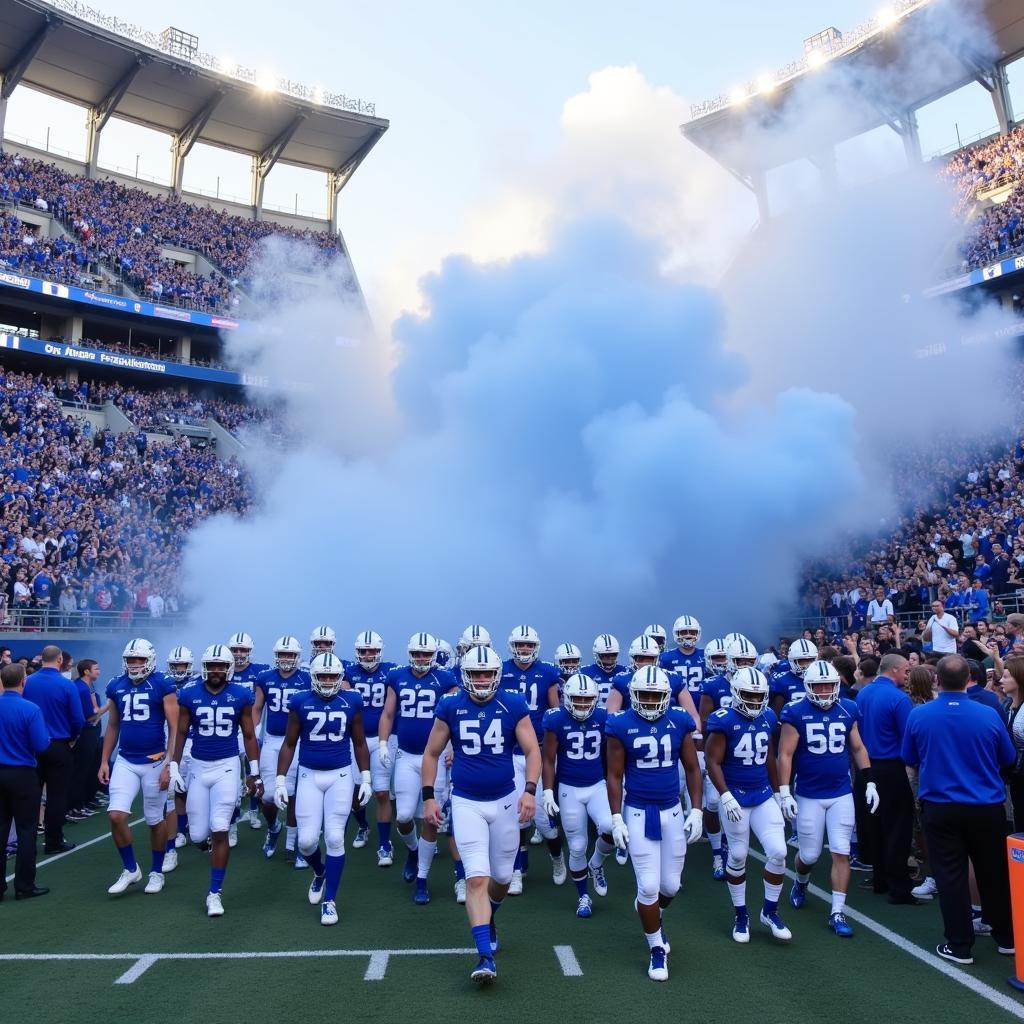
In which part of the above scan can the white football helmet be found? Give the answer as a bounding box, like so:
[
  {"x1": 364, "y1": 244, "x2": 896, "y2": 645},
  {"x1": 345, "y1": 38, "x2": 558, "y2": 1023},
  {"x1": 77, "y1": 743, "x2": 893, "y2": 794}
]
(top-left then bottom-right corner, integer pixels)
[
  {"x1": 167, "y1": 645, "x2": 193, "y2": 683},
  {"x1": 310, "y1": 625, "x2": 337, "y2": 655},
  {"x1": 310, "y1": 652, "x2": 345, "y2": 699},
  {"x1": 804, "y1": 660, "x2": 842, "y2": 709},
  {"x1": 227, "y1": 631, "x2": 254, "y2": 670},
  {"x1": 629, "y1": 666, "x2": 672, "y2": 721},
  {"x1": 122, "y1": 638, "x2": 156, "y2": 683},
  {"x1": 723, "y1": 631, "x2": 752, "y2": 647},
  {"x1": 461, "y1": 644, "x2": 502, "y2": 701},
  {"x1": 730, "y1": 667, "x2": 769, "y2": 718},
  {"x1": 201, "y1": 644, "x2": 235, "y2": 685},
  {"x1": 628, "y1": 635, "x2": 660, "y2": 672},
  {"x1": 592, "y1": 634, "x2": 620, "y2": 674},
  {"x1": 643, "y1": 624, "x2": 668, "y2": 652},
  {"x1": 354, "y1": 630, "x2": 384, "y2": 672},
  {"x1": 457, "y1": 624, "x2": 492, "y2": 657},
  {"x1": 725, "y1": 636, "x2": 759, "y2": 674},
  {"x1": 554, "y1": 642, "x2": 582, "y2": 680},
  {"x1": 788, "y1": 638, "x2": 819, "y2": 677},
  {"x1": 757, "y1": 652, "x2": 779, "y2": 676},
  {"x1": 408, "y1": 632, "x2": 438, "y2": 675},
  {"x1": 508, "y1": 625, "x2": 541, "y2": 666},
  {"x1": 704, "y1": 638, "x2": 728, "y2": 676},
  {"x1": 672, "y1": 615, "x2": 701, "y2": 651},
  {"x1": 273, "y1": 635, "x2": 302, "y2": 673},
  {"x1": 563, "y1": 673, "x2": 599, "y2": 721},
  {"x1": 435, "y1": 639, "x2": 455, "y2": 670}
]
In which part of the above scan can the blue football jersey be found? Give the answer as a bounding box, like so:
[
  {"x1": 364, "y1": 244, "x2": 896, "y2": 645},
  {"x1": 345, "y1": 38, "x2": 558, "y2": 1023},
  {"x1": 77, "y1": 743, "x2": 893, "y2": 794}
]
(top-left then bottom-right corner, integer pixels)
[
  {"x1": 289, "y1": 688, "x2": 364, "y2": 770},
  {"x1": 705, "y1": 706, "x2": 778, "y2": 807},
  {"x1": 500, "y1": 659, "x2": 560, "y2": 748},
  {"x1": 437, "y1": 689, "x2": 530, "y2": 801},
  {"x1": 580, "y1": 663, "x2": 621, "y2": 708},
  {"x1": 106, "y1": 672, "x2": 176, "y2": 763},
  {"x1": 660, "y1": 648, "x2": 705, "y2": 698},
  {"x1": 605, "y1": 707, "x2": 696, "y2": 809},
  {"x1": 233, "y1": 661, "x2": 270, "y2": 692},
  {"x1": 256, "y1": 669, "x2": 311, "y2": 736},
  {"x1": 769, "y1": 670, "x2": 805, "y2": 706},
  {"x1": 387, "y1": 666, "x2": 456, "y2": 754},
  {"x1": 779, "y1": 697, "x2": 859, "y2": 799},
  {"x1": 700, "y1": 674, "x2": 733, "y2": 712},
  {"x1": 344, "y1": 661, "x2": 395, "y2": 737},
  {"x1": 610, "y1": 670, "x2": 684, "y2": 707},
  {"x1": 543, "y1": 706, "x2": 607, "y2": 787},
  {"x1": 178, "y1": 682, "x2": 255, "y2": 762}
]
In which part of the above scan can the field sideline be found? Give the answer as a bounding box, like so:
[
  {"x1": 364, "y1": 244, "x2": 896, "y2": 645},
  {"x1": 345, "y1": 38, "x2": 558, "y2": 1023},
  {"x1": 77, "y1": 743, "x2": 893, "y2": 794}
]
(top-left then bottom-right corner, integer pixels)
[{"x1": 5, "y1": 811, "x2": 1024, "y2": 1024}]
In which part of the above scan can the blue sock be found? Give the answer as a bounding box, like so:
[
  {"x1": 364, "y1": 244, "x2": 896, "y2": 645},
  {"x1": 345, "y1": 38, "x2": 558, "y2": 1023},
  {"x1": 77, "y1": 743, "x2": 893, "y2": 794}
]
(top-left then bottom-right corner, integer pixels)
[
  {"x1": 117, "y1": 843, "x2": 137, "y2": 872},
  {"x1": 573, "y1": 873, "x2": 588, "y2": 898},
  {"x1": 230, "y1": 805, "x2": 240, "y2": 824},
  {"x1": 354, "y1": 806, "x2": 368, "y2": 828},
  {"x1": 521, "y1": 849, "x2": 529, "y2": 874},
  {"x1": 152, "y1": 849, "x2": 165, "y2": 874},
  {"x1": 177, "y1": 813, "x2": 188, "y2": 834},
  {"x1": 513, "y1": 848, "x2": 523, "y2": 871},
  {"x1": 210, "y1": 867, "x2": 226, "y2": 893},
  {"x1": 306, "y1": 848, "x2": 325, "y2": 876},
  {"x1": 763, "y1": 898, "x2": 778, "y2": 915},
  {"x1": 165, "y1": 836, "x2": 175, "y2": 853},
  {"x1": 377, "y1": 821, "x2": 392, "y2": 849},
  {"x1": 454, "y1": 859, "x2": 466, "y2": 881},
  {"x1": 471, "y1": 924, "x2": 492, "y2": 957},
  {"x1": 249, "y1": 795, "x2": 259, "y2": 812},
  {"x1": 325, "y1": 854, "x2": 345, "y2": 902}
]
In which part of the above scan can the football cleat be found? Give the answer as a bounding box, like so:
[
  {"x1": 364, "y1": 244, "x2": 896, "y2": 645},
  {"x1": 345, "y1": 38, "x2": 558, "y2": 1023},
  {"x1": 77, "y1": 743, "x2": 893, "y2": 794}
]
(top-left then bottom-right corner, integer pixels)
[
  {"x1": 377, "y1": 845, "x2": 394, "y2": 867},
  {"x1": 471, "y1": 956, "x2": 497, "y2": 984},
  {"x1": 107, "y1": 867, "x2": 142, "y2": 895},
  {"x1": 508, "y1": 869, "x2": 523, "y2": 895},
  {"x1": 228, "y1": 822, "x2": 238, "y2": 848},
  {"x1": 647, "y1": 946, "x2": 668, "y2": 982},
  {"x1": 308, "y1": 873, "x2": 326, "y2": 905},
  {"x1": 551, "y1": 852, "x2": 567, "y2": 885},
  {"x1": 589, "y1": 864, "x2": 608, "y2": 897},
  {"x1": 576, "y1": 894, "x2": 594, "y2": 918},
  {"x1": 144, "y1": 871, "x2": 165, "y2": 895},
  {"x1": 353, "y1": 827, "x2": 369, "y2": 849},
  {"x1": 163, "y1": 849, "x2": 178, "y2": 873},
  {"x1": 829, "y1": 912, "x2": 854, "y2": 937},
  {"x1": 615, "y1": 846, "x2": 628, "y2": 866},
  {"x1": 321, "y1": 900, "x2": 339, "y2": 926},
  {"x1": 712, "y1": 854, "x2": 725, "y2": 881},
  {"x1": 454, "y1": 878, "x2": 467, "y2": 904},
  {"x1": 402, "y1": 850, "x2": 419, "y2": 882},
  {"x1": 414, "y1": 879, "x2": 431, "y2": 905},
  {"x1": 732, "y1": 910, "x2": 750, "y2": 943},
  {"x1": 529, "y1": 828, "x2": 544, "y2": 845},
  {"x1": 174, "y1": 831, "x2": 187, "y2": 849},
  {"x1": 249, "y1": 810, "x2": 262, "y2": 830},
  {"x1": 790, "y1": 881, "x2": 807, "y2": 909},
  {"x1": 206, "y1": 892, "x2": 224, "y2": 917},
  {"x1": 263, "y1": 825, "x2": 282, "y2": 859},
  {"x1": 760, "y1": 910, "x2": 793, "y2": 941},
  {"x1": 294, "y1": 853, "x2": 309, "y2": 871}
]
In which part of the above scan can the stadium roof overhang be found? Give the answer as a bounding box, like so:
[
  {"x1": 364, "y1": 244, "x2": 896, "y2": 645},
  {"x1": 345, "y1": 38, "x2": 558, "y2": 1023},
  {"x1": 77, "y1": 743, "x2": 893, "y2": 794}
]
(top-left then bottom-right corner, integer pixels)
[{"x1": 0, "y1": 0, "x2": 388, "y2": 182}]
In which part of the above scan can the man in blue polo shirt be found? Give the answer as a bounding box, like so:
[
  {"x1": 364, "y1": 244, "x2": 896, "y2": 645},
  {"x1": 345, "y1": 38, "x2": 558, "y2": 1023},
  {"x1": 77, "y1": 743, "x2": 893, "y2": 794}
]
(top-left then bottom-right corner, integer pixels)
[
  {"x1": 24, "y1": 644, "x2": 84, "y2": 853},
  {"x1": 902, "y1": 654, "x2": 1015, "y2": 965},
  {"x1": 855, "y1": 652, "x2": 915, "y2": 903}
]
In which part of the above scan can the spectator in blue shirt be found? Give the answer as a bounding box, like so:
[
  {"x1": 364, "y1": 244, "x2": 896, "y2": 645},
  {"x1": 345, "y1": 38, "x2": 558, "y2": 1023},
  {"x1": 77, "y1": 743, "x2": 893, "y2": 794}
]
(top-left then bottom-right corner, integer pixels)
[
  {"x1": 855, "y1": 652, "x2": 916, "y2": 903},
  {"x1": 967, "y1": 579, "x2": 990, "y2": 625},
  {"x1": 0, "y1": 662, "x2": 50, "y2": 899},
  {"x1": 902, "y1": 654, "x2": 1015, "y2": 965}
]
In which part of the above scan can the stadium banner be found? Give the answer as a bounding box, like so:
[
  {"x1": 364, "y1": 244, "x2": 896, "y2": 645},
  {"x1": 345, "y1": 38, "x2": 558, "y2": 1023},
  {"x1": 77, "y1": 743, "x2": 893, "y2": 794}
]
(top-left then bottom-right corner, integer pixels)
[
  {"x1": 926, "y1": 253, "x2": 1024, "y2": 296},
  {"x1": 0, "y1": 333, "x2": 266, "y2": 387},
  {"x1": 0, "y1": 270, "x2": 241, "y2": 331}
]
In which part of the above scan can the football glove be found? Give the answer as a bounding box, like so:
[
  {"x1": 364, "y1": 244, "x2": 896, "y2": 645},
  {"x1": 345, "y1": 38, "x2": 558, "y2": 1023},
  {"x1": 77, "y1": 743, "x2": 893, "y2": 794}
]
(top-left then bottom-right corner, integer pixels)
[
  {"x1": 611, "y1": 812, "x2": 630, "y2": 850},
  {"x1": 721, "y1": 790, "x2": 743, "y2": 823},
  {"x1": 273, "y1": 775, "x2": 289, "y2": 811},
  {"x1": 542, "y1": 788, "x2": 559, "y2": 818},
  {"x1": 865, "y1": 780, "x2": 880, "y2": 814},
  {"x1": 357, "y1": 770, "x2": 372, "y2": 807},
  {"x1": 168, "y1": 761, "x2": 186, "y2": 795},
  {"x1": 778, "y1": 785, "x2": 798, "y2": 822},
  {"x1": 378, "y1": 741, "x2": 392, "y2": 770},
  {"x1": 683, "y1": 807, "x2": 704, "y2": 845}
]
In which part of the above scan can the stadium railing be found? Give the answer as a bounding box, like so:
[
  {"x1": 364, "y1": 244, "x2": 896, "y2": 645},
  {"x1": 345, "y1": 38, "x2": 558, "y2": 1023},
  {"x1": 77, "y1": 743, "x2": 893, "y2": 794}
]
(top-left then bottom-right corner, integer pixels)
[{"x1": 0, "y1": 609, "x2": 187, "y2": 635}]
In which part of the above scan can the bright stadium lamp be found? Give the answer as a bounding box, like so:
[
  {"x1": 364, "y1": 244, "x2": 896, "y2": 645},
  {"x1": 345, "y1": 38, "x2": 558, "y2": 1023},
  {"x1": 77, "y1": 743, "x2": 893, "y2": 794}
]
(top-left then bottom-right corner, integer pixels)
[
  {"x1": 756, "y1": 74, "x2": 776, "y2": 95},
  {"x1": 877, "y1": 5, "x2": 897, "y2": 29},
  {"x1": 257, "y1": 70, "x2": 277, "y2": 93},
  {"x1": 729, "y1": 85, "x2": 749, "y2": 106},
  {"x1": 807, "y1": 49, "x2": 827, "y2": 70}
]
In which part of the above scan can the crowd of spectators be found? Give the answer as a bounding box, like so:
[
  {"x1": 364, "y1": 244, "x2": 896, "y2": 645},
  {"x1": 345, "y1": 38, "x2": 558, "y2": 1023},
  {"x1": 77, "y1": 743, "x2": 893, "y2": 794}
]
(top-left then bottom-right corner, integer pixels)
[
  {"x1": 0, "y1": 151, "x2": 345, "y2": 313},
  {"x1": 77, "y1": 337, "x2": 230, "y2": 371}
]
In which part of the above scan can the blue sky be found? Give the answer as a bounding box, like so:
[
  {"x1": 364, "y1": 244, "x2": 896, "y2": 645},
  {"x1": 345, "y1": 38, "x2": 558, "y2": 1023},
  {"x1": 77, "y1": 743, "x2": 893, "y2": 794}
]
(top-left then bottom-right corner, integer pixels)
[{"x1": 5, "y1": 0, "x2": 1016, "y2": 319}]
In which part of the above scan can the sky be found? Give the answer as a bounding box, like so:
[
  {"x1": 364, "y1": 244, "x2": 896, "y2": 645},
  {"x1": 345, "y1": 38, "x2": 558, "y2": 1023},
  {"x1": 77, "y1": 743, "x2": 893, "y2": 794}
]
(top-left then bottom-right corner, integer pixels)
[{"x1": 4, "y1": 0, "x2": 1018, "y2": 323}]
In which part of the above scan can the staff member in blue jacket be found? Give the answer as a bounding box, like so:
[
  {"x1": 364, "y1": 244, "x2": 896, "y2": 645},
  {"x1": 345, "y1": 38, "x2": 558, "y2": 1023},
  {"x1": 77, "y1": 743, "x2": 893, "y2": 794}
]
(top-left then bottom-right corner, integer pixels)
[
  {"x1": 0, "y1": 662, "x2": 51, "y2": 899},
  {"x1": 902, "y1": 654, "x2": 1016, "y2": 965},
  {"x1": 24, "y1": 645, "x2": 84, "y2": 853}
]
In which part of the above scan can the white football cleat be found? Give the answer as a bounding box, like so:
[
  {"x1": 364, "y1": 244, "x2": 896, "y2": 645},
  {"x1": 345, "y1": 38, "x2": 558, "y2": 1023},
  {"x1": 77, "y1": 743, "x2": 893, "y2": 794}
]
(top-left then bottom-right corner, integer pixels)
[
  {"x1": 107, "y1": 866, "x2": 142, "y2": 895},
  {"x1": 228, "y1": 822, "x2": 238, "y2": 848},
  {"x1": 144, "y1": 871, "x2": 165, "y2": 894},
  {"x1": 321, "y1": 899, "x2": 339, "y2": 926},
  {"x1": 377, "y1": 846, "x2": 394, "y2": 867},
  {"x1": 163, "y1": 849, "x2": 178, "y2": 873},
  {"x1": 206, "y1": 892, "x2": 225, "y2": 917},
  {"x1": 352, "y1": 826, "x2": 369, "y2": 849},
  {"x1": 760, "y1": 910, "x2": 793, "y2": 941},
  {"x1": 249, "y1": 808, "x2": 262, "y2": 830},
  {"x1": 454, "y1": 878, "x2": 467, "y2": 904},
  {"x1": 551, "y1": 852, "x2": 567, "y2": 885},
  {"x1": 508, "y1": 869, "x2": 523, "y2": 895},
  {"x1": 308, "y1": 873, "x2": 326, "y2": 905},
  {"x1": 174, "y1": 831, "x2": 187, "y2": 849}
]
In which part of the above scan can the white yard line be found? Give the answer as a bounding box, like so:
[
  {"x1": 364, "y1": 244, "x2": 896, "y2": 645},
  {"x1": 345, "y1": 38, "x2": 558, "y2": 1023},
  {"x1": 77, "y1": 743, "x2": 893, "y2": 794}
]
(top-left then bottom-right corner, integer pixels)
[{"x1": 553, "y1": 945, "x2": 583, "y2": 976}]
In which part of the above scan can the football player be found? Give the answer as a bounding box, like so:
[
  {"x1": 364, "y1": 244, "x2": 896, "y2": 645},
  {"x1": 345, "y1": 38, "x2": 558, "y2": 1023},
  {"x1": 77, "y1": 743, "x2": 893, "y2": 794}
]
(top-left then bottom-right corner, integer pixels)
[
  {"x1": 553, "y1": 643, "x2": 582, "y2": 686},
  {"x1": 698, "y1": 637, "x2": 732, "y2": 880},
  {"x1": 542, "y1": 674, "x2": 614, "y2": 917},
  {"x1": 169, "y1": 645, "x2": 263, "y2": 916},
  {"x1": 705, "y1": 666, "x2": 790, "y2": 944},
  {"x1": 309, "y1": 625, "x2": 338, "y2": 658},
  {"x1": 164, "y1": 645, "x2": 196, "y2": 861},
  {"x1": 582, "y1": 634, "x2": 622, "y2": 708},
  {"x1": 642, "y1": 624, "x2": 668, "y2": 654},
  {"x1": 606, "y1": 667, "x2": 703, "y2": 982},
  {"x1": 228, "y1": 632, "x2": 270, "y2": 829},
  {"x1": 435, "y1": 639, "x2": 456, "y2": 671},
  {"x1": 342, "y1": 630, "x2": 395, "y2": 862},
  {"x1": 274, "y1": 653, "x2": 372, "y2": 926},
  {"x1": 607, "y1": 636, "x2": 700, "y2": 721},
  {"x1": 422, "y1": 645, "x2": 540, "y2": 984},
  {"x1": 778, "y1": 660, "x2": 879, "y2": 938},
  {"x1": 253, "y1": 636, "x2": 309, "y2": 863},
  {"x1": 660, "y1": 615, "x2": 705, "y2": 704},
  {"x1": 377, "y1": 633, "x2": 457, "y2": 904},
  {"x1": 500, "y1": 625, "x2": 565, "y2": 894},
  {"x1": 457, "y1": 624, "x2": 492, "y2": 659},
  {"x1": 769, "y1": 638, "x2": 817, "y2": 714},
  {"x1": 100, "y1": 639, "x2": 178, "y2": 896}
]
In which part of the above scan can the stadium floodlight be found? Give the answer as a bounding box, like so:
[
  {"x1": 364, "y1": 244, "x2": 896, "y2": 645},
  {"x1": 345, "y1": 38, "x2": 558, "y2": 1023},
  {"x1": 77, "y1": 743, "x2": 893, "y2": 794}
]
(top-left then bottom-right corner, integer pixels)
[
  {"x1": 876, "y1": 5, "x2": 897, "y2": 29},
  {"x1": 256, "y1": 70, "x2": 277, "y2": 93},
  {"x1": 807, "y1": 48, "x2": 827, "y2": 70},
  {"x1": 756, "y1": 74, "x2": 776, "y2": 95},
  {"x1": 729, "y1": 85, "x2": 749, "y2": 106}
]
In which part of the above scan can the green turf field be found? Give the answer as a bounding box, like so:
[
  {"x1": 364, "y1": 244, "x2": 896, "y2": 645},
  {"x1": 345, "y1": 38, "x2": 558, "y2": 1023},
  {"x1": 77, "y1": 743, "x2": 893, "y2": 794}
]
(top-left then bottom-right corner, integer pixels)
[{"x1": 5, "y1": 812, "x2": 1024, "y2": 1024}]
